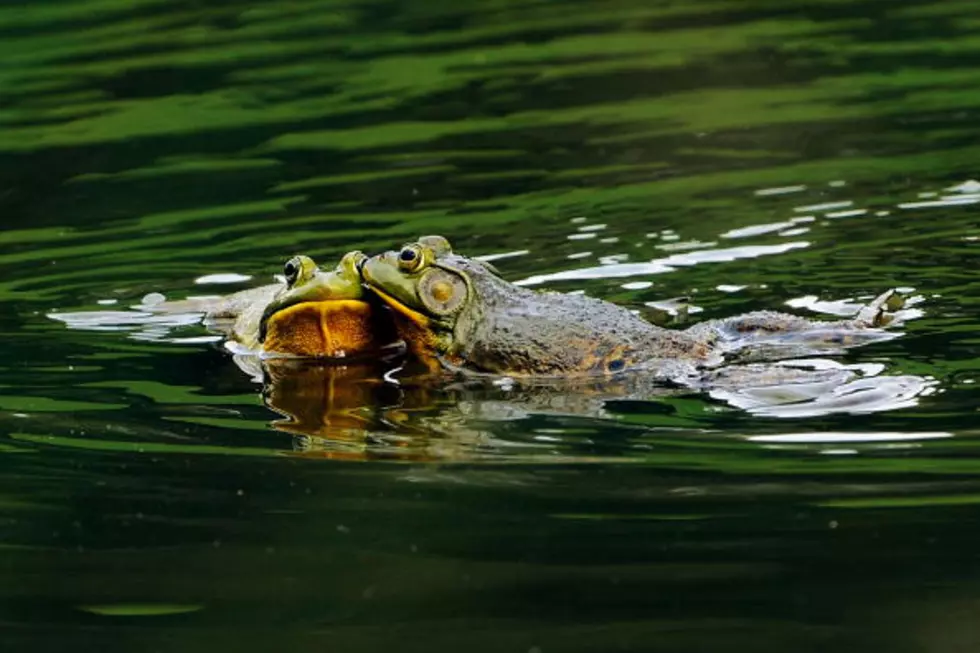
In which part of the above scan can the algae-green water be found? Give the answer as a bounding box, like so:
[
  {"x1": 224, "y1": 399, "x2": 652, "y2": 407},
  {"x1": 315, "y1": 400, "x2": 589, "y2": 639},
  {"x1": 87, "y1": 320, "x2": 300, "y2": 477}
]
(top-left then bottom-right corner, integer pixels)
[{"x1": 2, "y1": 1, "x2": 980, "y2": 651}]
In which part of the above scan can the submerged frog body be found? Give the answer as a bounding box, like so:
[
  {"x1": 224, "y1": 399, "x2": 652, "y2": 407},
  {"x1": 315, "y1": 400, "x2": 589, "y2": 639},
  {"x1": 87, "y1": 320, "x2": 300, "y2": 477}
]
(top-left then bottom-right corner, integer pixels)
[{"x1": 360, "y1": 235, "x2": 902, "y2": 382}]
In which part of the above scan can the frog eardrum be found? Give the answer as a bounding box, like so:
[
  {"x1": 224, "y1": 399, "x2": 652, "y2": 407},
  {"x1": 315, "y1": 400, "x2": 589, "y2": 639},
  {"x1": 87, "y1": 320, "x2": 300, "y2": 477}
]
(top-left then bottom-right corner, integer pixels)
[{"x1": 418, "y1": 268, "x2": 467, "y2": 315}]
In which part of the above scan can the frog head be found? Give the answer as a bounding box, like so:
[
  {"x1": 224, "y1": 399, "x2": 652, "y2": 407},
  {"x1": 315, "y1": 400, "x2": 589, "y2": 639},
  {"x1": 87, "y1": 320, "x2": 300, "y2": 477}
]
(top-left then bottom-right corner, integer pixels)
[{"x1": 359, "y1": 236, "x2": 506, "y2": 370}]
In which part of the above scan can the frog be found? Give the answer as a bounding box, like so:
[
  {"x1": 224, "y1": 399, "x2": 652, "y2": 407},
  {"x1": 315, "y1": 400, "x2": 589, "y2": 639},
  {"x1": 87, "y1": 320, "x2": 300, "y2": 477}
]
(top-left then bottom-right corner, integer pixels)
[
  {"x1": 157, "y1": 251, "x2": 399, "y2": 358},
  {"x1": 358, "y1": 235, "x2": 904, "y2": 383}
]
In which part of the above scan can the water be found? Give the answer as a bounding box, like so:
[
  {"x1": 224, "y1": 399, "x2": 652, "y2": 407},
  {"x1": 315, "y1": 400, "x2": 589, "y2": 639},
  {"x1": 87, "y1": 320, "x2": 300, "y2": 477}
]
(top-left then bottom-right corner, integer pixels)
[{"x1": 3, "y1": 0, "x2": 980, "y2": 650}]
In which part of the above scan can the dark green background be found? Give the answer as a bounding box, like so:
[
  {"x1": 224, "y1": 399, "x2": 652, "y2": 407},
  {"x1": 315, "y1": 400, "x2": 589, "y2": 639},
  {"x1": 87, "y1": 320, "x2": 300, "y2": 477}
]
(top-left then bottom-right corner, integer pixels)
[{"x1": 2, "y1": 0, "x2": 979, "y2": 651}]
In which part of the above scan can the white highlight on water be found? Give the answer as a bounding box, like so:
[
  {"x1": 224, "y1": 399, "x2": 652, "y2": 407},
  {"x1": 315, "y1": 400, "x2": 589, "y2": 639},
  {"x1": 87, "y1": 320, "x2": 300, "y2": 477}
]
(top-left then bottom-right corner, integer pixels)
[
  {"x1": 794, "y1": 200, "x2": 853, "y2": 212},
  {"x1": 194, "y1": 273, "x2": 252, "y2": 284},
  {"x1": 754, "y1": 185, "x2": 807, "y2": 196},
  {"x1": 476, "y1": 249, "x2": 530, "y2": 262},
  {"x1": 516, "y1": 242, "x2": 810, "y2": 286},
  {"x1": 621, "y1": 281, "x2": 653, "y2": 290},
  {"x1": 898, "y1": 197, "x2": 979, "y2": 209},
  {"x1": 749, "y1": 432, "x2": 950, "y2": 444}
]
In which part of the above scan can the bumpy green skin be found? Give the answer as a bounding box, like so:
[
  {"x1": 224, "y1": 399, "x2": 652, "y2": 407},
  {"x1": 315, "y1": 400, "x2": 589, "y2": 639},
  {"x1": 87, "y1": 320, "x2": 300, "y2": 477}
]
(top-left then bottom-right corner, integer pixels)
[
  {"x1": 441, "y1": 256, "x2": 718, "y2": 375},
  {"x1": 361, "y1": 236, "x2": 901, "y2": 380},
  {"x1": 362, "y1": 243, "x2": 718, "y2": 377}
]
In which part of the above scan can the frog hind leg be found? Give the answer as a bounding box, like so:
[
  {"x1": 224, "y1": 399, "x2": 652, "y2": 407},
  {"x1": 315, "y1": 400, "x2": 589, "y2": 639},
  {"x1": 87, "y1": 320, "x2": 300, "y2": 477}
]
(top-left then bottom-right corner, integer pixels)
[{"x1": 684, "y1": 290, "x2": 904, "y2": 362}]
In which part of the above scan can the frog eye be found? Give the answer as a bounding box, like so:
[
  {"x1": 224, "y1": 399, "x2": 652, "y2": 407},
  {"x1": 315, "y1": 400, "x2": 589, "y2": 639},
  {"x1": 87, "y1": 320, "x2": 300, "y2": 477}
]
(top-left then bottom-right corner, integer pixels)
[
  {"x1": 397, "y1": 245, "x2": 425, "y2": 272},
  {"x1": 339, "y1": 250, "x2": 367, "y2": 275},
  {"x1": 283, "y1": 256, "x2": 302, "y2": 286},
  {"x1": 418, "y1": 268, "x2": 467, "y2": 316}
]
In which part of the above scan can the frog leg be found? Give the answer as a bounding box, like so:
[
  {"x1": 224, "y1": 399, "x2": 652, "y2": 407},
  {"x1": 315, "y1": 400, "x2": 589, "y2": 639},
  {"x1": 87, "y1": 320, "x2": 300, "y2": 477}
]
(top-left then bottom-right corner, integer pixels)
[
  {"x1": 683, "y1": 290, "x2": 904, "y2": 362},
  {"x1": 698, "y1": 362, "x2": 856, "y2": 392},
  {"x1": 684, "y1": 311, "x2": 818, "y2": 343}
]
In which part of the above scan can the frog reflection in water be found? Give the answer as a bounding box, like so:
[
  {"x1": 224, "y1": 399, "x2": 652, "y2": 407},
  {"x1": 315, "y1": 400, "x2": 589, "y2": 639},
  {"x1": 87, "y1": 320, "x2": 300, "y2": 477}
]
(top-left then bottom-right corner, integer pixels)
[{"x1": 359, "y1": 235, "x2": 903, "y2": 385}]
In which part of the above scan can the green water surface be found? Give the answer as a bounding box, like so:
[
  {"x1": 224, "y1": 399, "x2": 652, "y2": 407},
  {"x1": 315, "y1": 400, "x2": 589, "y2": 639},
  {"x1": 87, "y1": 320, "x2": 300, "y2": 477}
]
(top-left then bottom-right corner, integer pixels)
[{"x1": 2, "y1": 1, "x2": 980, "y2": 651}]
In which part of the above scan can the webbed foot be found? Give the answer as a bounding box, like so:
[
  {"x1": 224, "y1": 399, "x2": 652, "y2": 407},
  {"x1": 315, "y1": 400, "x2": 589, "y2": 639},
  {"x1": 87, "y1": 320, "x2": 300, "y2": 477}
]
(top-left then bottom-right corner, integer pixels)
[{"x1": 853, "y1": 289, "x2": 906, "y2": 327}]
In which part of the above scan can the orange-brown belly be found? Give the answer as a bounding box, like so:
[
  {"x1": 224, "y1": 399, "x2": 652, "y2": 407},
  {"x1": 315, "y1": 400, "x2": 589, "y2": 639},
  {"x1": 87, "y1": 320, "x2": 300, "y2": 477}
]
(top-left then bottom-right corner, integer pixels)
[{"x1": 263, "y1": 300, "x2": 397, "y2": 358}]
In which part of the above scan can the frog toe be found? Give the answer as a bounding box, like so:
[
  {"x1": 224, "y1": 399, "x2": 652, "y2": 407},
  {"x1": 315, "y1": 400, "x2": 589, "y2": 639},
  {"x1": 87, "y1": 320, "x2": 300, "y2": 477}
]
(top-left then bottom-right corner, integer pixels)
[{"x1": 855, "y1": 289, "x2": 905, "y2": 327}]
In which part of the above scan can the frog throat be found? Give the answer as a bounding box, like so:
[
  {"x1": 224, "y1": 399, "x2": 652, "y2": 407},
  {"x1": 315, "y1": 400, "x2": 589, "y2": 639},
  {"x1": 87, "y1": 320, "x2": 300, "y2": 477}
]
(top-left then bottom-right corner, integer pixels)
[{"x1": 367, "y1": 283, "x2": 459, "y2": 366}]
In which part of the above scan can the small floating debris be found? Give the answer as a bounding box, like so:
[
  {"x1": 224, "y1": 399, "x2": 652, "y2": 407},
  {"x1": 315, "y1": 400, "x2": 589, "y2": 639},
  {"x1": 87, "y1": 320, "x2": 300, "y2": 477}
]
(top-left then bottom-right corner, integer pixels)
[
  {"x1": 577, "y1": 223, "x2": 606, "y2": 232},
  {"x1": 621, "y1": 281, "x2": 653, "y2": 290},
  {"x1": 716, "y1": 284, "x2": 746, "y2": 293},
  {"x1": 567, "y1": 232, "x2": 596, "y2": 241}
]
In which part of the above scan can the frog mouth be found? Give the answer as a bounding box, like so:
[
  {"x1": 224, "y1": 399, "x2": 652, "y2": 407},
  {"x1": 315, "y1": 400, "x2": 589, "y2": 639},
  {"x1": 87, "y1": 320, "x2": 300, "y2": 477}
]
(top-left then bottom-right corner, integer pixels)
[{"x1": 364, "y1": 283, "x2": 431, "y2": 329}]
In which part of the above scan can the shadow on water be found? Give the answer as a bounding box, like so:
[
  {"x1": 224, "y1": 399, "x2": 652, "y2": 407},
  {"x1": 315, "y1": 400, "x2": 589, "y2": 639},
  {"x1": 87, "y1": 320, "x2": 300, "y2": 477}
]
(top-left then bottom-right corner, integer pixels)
[{"x1": 3, "y1": 0, "x2": 980, "y2": 651}]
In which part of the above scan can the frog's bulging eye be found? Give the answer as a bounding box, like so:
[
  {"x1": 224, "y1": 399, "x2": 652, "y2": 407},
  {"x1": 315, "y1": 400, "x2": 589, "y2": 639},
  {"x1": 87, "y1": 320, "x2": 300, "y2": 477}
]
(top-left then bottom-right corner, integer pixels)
[
  {"x1": 340, "y1": 250, "x2": 367, "y2": 275},
  {"x1": 418, "y1": 268, "x2": 467, "y2": 316},
  {"x1": 397, "y1": 245, "x2": 424, "y2": 272},
  {"x1": 283, "y1": 257, "x2": 301, "y2": 286}
]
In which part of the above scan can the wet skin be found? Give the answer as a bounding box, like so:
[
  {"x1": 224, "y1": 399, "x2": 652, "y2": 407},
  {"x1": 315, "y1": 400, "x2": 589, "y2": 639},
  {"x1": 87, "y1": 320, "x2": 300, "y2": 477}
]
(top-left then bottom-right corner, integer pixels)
[
  {"x1": 360, "y1": 235, "x2": 902, "y2": 380},
  {"x1": 166, "y1": 252, "x2": 399, "y2": 358},
  {"x1": 256, "y1": 252, "x2": 386, "y2": 357}
]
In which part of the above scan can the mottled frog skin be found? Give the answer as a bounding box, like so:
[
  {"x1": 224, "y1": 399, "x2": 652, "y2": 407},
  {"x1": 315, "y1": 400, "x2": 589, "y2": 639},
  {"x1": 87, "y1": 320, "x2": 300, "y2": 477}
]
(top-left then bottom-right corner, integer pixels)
[{"x1": 360, "y1": 235, "x2": 901, "y2": 381}]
